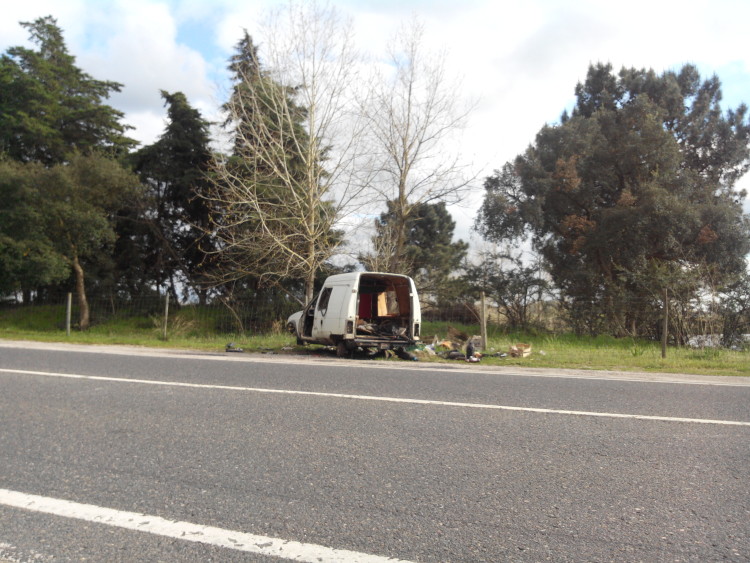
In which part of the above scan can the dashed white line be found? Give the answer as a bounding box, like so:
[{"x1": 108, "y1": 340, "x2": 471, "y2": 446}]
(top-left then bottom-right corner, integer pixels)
[
  {"x1": 0, "y1": 488, "x2": 411, "y2": 562},
  {"x1": 1, "y1": 367, "x2": 749, "y2": 427}
]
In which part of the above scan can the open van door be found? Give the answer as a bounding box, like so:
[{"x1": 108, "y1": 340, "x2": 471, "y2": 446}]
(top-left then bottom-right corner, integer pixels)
[{"x1": 311, "y1": 279, "x2": 355, "y2": 343}]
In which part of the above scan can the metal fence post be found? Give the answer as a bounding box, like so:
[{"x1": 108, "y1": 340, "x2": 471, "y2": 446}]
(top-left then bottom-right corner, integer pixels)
[
  {"x1": 163, "y1": 293, "x2": 169, "y2": 341},
  {"x1": 66, "y1": 293, "x2": 72, "y2": 336},
  {"x1": 661, "y1": 288, "x2": 668, "y2": 358},
  {"x1": 480, "y1": 291, "x2": 487, "y2": 351}
]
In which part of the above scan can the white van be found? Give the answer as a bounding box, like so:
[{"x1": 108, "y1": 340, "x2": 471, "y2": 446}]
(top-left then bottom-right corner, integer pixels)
[{"x1": 287, "y1": 272, "x2": 421, "y2": 357}]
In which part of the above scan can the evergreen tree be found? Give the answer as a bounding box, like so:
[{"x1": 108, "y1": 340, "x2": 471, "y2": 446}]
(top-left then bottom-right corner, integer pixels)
[
  {"x1": 367, "y1": 201, "x2": 468, "y2": 303},
  {"x1": 131, "y1": 91, "x2": 215, "y2": 301},
  {"x1": 208, "y1": 31, "x2": 309, "y2": 299},
  {"x1": 0, "y1": 17, "x2": 141, "y2": 317},
  {"x1": 40, "y1": 153, "x2": 140, "y2": 328},
  {"x1": 476, "y1": 63, "x2": 750, "y2": 336},
  {"x1": 0, "y1": 16, "x2": 136, "y2": 164},
  {"x1": 0, "y1": 160, "x2": 69, "y2": 298}
]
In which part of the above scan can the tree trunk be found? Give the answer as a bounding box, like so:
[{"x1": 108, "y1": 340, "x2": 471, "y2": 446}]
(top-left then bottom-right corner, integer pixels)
[
  {"x1": 389, "y1": 195, "x2": 409, "y2": 273},
  {"x1": 304, "y1": 262, "x2": 315, "y2": 305},
  {"x1": 72, "y1": 254, "x2": 90, "y2": 330}
]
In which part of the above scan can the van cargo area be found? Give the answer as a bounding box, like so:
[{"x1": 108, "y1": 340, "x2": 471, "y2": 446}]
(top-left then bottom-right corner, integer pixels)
[{"x1": 354, "y1": 273, "x2": 414, "y2": 339}]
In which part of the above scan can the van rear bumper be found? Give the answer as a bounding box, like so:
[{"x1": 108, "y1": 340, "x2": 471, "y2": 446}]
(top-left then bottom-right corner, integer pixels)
[{"x1": 344, "y1": 336, "x2": 419, "y2": 349}]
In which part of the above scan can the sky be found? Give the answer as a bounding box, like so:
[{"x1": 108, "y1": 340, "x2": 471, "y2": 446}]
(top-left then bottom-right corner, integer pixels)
[{"x1": 3, "y1": 0, "x2": 750, "y2": 246}]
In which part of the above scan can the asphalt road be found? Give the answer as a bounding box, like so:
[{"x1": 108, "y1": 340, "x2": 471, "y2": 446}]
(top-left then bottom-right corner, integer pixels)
[{"x1": 0, "y1": 341, "x2": 748, "y2": 562}]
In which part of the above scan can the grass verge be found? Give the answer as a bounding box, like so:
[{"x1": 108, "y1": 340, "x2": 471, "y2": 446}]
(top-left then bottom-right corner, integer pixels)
[{"x1": 0, "y1": 306, "x2": 747, "y2": 377}]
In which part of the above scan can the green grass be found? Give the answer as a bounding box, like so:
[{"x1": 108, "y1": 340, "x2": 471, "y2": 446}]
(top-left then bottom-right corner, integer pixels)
[
  {"x1": 1, "y1": 306, "x2": 747, "y2": 376},
  {"x1": 476, "y1": 333, "x2": 749, "y2": 377}
]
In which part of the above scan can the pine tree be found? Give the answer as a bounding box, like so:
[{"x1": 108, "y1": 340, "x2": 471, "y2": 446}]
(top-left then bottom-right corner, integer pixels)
[
  {"x1": 131, "y1": 91, "x2": 215, "y2": 301},
  {"x1": 476, "y1": 63, "x2": 750, "y2": 336},
  {"x1": 366, "y1": 201, "x2": 467, "y2": 303},
  {"x1": 0, "y1": 16, "x2": 136, "y2": 164}
]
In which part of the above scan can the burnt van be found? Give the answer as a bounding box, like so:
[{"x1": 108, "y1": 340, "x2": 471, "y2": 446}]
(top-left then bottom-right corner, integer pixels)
[{"x1": 287, "y1": 272, "x2": 421, "y2": 357}]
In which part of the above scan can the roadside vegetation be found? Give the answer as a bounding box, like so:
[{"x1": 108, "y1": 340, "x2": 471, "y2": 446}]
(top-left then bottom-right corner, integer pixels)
[
  {"x1": 2, "y1": 14, "x2": 749, "y2": 372},
  {"x1": 1, "y1": 306, "x2": 747, "y2": 377}
]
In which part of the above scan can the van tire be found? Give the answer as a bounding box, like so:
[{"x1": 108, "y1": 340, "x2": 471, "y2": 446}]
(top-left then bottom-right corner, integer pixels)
[{"x1": 336, "y1": 341, "x2": 350, "y2": 358}]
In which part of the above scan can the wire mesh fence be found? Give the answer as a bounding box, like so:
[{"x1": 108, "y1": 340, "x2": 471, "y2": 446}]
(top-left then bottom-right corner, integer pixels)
[
  {"x1": 0, "y1": 294, "x2": 301, "y2": 337},
  {"x1": 1, "y1": 291, "x2": 749, "y2": 349}
]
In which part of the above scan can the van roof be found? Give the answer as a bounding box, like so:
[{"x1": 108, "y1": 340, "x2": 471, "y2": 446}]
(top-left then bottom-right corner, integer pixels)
[{"x1": 324, "y1": 272, "x2": 413, "y2": 284}]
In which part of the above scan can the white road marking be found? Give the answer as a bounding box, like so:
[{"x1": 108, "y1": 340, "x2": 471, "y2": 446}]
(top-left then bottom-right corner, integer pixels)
[
  {"x1": 1, "y1": 367, "x2": 749, "y2": 427},
  {"x1": 1, "y1": 339, "x2": 749, "y2": 386},
  {"x1": 0, "y1": 488, "x2": 411, "y2": 562}
]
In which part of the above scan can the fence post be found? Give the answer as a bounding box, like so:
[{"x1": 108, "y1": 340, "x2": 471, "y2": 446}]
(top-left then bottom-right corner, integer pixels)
[
  {"x1": 163, "y1": 293, "x2": 170, "y2": 341},
  {"x1": 66, "y1": 292, "x2": 72, "y2": 336},
  {"x1": 661, "y1": 288, "x2": 668, "y2": 359},
  {"x1": 480, "y1": 291, "x2": 488, "y2": 351}
]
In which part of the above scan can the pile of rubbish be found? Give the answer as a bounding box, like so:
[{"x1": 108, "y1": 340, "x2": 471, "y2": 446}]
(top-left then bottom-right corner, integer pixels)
[
  {"x1": 415, "y1": 327, "x2": 484, "y2": 362},
  {"x1": 410, "y1": 327, "x2": 534, "y2": 363},
  {"x1": 356, "y1": 320, "x2": 408, "y2": 337}
]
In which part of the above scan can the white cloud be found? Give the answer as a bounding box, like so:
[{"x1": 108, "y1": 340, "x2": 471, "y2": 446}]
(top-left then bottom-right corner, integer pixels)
[
  {"x1": 81, "y1": 1, "x2": 219, "y2": 146},
  {"x1": 3, "y1": 0, "x2": 750, "y2": 235}
]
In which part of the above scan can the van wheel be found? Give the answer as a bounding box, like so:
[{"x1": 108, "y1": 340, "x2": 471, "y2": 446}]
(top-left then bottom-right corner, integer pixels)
[{"x1": 336, "y1": 341, "x2": 350, "y2": 358}]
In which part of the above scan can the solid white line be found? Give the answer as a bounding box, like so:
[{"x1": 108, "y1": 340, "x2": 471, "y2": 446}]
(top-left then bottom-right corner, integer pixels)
[
  {"x1": 0, "y1": 488, "x2": 411, "y2": 563},
  {"x1": 2, "y1": 339, "x2": 748, "y2": 387},
  {"x1": 1, "y1": 367, "x2": 749, "y2": 427}
]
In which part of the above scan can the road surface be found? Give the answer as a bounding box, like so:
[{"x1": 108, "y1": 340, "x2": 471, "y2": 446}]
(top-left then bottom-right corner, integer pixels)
[{"x1": 0, "y1": 341, "x2": 748, "y2": 561}]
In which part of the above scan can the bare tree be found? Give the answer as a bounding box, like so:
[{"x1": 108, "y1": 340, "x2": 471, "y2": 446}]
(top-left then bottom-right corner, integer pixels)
[
  {"x1": 362, "y1": 16, "x2": 475, "y2": 272},
  {"x1": 358, "y1": 218, "x2": 414, "y2": 274},
  {"x1": 207, "y1": 1, "x2": 371, "y2": 304}
]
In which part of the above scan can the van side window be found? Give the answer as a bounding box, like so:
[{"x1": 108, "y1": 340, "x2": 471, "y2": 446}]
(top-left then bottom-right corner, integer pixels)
[{"x1": 317, "y1": 287, "x2": 333, "y2": 316}]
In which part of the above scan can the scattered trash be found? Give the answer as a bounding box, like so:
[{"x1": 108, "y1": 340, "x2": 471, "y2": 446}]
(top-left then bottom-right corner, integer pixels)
[
  {"x1": 509, "y1": 343, "x2": 532, "y2": 358},
  {"x1": 357, "y1": 320, "x2": 408, "y2": 337},
  {"x1": 687, "y1": 334, "x2": 722, "y2": 348},
  {"x1": 395, "y1": 347, "x2": 419, "y2": 361},
  {"x1": 423, "y1": 328, "x2": 485, "y2": 362},
  {"x1": 225, "y1": 342, "x2": 244, "y2": 353},
  {"x1": 420, "y1": 344, "x2": 436, "y2": 356},
  {"x1": 465, "y1": 335, "x2": 482, "y2": 363}
]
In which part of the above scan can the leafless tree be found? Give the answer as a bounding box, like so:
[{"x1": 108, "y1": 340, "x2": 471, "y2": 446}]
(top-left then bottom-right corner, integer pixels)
[
  {"x1": 362, "y1": 16, "x2": 476, "y2": 272},
  {"x1": 358, "y1": 218, "x2": 414, "y2": 274},
  {"x1": 207, "y1": 1, "x2": 372, "y2": 304}
]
